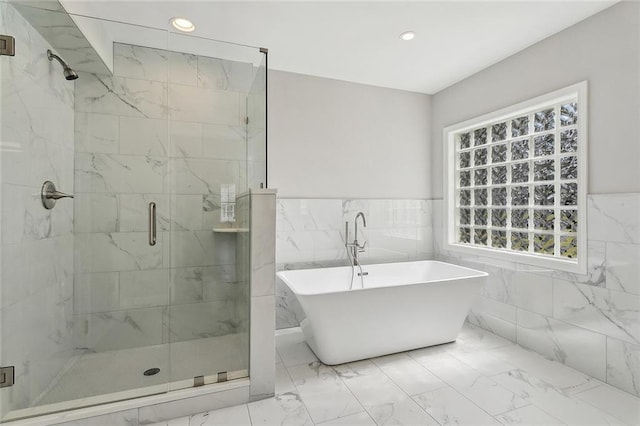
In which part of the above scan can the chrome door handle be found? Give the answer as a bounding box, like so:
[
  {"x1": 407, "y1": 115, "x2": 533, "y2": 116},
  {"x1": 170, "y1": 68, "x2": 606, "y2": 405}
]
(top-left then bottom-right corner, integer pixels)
[{"x1": 149, "y1": 202, "x2": 157, "y2": 246}]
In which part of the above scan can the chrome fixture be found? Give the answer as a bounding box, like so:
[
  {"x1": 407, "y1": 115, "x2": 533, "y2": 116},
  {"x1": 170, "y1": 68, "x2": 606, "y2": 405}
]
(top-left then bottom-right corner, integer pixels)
[
  {"x1": 47, "y1": 49, "x2": 78, "y2": 80},
  {"x1": 41, "y1": 181, "x2": 73, "y2": 210},
  {"x1": 345, "y1": 212, "x2": 368, "y2": 289},
  {"x1": 0, "y1": 35, "x2": 15, "y2": 56},
  {"x1": 148, "y1": 202, "x2": 157, "y2": 246}
]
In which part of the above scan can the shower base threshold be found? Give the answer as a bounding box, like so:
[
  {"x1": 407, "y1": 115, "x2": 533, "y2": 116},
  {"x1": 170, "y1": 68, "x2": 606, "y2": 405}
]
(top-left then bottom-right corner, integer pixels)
[{"x1": 3, "y1": 334, "x2": 249, "y2": 423}]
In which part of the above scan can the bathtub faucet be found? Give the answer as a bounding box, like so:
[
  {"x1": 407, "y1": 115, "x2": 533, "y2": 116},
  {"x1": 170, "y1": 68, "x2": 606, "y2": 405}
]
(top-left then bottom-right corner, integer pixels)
[{"x1": 346, "y1": 212, "x2": 367, "y2": 267}]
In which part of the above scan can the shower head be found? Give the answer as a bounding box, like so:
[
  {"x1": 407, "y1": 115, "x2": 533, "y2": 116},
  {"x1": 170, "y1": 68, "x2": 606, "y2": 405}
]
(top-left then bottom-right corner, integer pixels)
[{"x1": 47, "y1": 49, "x2": 78, "y2": 81}]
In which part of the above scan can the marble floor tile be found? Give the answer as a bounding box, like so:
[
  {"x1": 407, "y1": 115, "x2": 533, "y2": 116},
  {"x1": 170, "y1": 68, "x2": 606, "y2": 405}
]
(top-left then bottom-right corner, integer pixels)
[
  {"x1": 276, "y1": 363, "x2": 296, "y2": 395},
  {"x1": 64, "y1": 325, "x2": 640, "y2": 426},
  {"x1": 277, "y1": 340, "x2": 319, "y2": 367},
  {"x1": 370, "y1": 352, "x2": 446, "y2": 396},
  {"x1": 487, "y1": 343, "x2": 596, "y2": 393},
  {"x1": 413, "y1": 385, "x2": 502, "y2": 425},
  {"x1": 314, "y1": 411, "x2": 375, "y2": 425},
  {"x1": 247, "y1": 391, "x2": 314, "y2": 426},
  {"x1": 415, "y1": 353, "x2": 528, "y2": 415},
  {"x1": 189, "y1": 404, "x2": 252, "y2": 425},
  {"x1": 286, "y1": 362, "x2": 363, "y2": 424},
  {"x1": 449, "y1": 348, "x2": 519, "y2": 376},
  {"x1": 575, "y1": 384, "x2": 640, "y2": 426},
  {"x1": 494, "y1": 405, "x2": 566, "y2": 425},
  {"x1": 493, "y1": 370, "x2": 625, "y2": 425},
  {"x1": 333, "y1": 359, "x2": 438, "y2": 425}
]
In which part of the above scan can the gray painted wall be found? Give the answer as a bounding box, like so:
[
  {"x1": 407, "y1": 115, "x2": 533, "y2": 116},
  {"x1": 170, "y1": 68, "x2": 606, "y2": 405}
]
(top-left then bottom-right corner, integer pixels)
[
  {"x1": 268, "y1": 70, "x2": 432, "y2": 199},
  {"x1": 431, "y1": 1, "x2": 639, "y2": 198}
]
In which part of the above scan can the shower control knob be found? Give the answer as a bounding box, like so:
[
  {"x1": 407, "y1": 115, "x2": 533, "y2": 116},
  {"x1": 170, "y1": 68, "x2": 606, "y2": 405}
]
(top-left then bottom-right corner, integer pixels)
[{"x1": 41, "y1": 180, "x2": 74, "y2": 210}]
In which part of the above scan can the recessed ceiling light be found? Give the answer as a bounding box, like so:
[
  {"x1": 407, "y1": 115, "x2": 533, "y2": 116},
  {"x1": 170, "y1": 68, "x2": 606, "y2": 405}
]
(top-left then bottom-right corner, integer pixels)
[
  {"x1": 400, "y1": 31, "x2": 415, "y2": 41},
  {"x1": 170, "y1": 17, "x2": 195, "y2": 33}
]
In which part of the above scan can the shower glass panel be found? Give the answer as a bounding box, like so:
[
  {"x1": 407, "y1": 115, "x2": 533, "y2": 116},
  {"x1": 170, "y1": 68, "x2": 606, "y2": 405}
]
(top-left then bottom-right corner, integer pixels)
[
  {"x1": 0, "y1": 2, "x2": 266, "y2": 421},
  {"x1": 164, "y1": 32, "x2": 264, "y2": 388}
]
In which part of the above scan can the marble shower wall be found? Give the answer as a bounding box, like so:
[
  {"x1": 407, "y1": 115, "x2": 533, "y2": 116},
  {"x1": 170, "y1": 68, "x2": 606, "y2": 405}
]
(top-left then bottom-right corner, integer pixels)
[
  {"x1": 434, "y1": 193, "x2": 640, "y2": 397},
  {"x1": 0, "y1": 2, "x2": 76, "y2": 413},
  {"x1": 276, "y1": 198, "x2": 434, "y2": 329},
  {"x1": 73, "y1": 43, "x2": 253, "y2": 351}
]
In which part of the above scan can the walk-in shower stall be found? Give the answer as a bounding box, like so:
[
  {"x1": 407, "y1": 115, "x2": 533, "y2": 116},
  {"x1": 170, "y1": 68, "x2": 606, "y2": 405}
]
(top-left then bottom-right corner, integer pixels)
[{"x1": 0, "y1": 0, "x2": 269, "y2": 422}]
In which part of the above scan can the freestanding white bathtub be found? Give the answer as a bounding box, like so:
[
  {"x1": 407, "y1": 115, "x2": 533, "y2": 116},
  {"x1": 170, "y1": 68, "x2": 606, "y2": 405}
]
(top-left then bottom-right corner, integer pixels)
[{"x1": 276, "y1": 260, "x2": 488, "y2": 365}]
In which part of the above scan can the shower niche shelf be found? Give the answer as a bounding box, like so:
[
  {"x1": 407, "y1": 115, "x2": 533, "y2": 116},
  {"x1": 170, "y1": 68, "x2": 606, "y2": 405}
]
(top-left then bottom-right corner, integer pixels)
[{"x1": 212, "y1": 228, "x2": 249, "y2": 233}]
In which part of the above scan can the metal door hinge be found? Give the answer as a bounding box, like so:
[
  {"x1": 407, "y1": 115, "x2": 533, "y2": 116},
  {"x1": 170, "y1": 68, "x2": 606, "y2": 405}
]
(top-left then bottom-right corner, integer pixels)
[
  {"x1": 245, "y1": 116, "x2": 249, "y2": 125},
  {"x1": 0, "y1": 366, "x2": 15, "y2": 388},
  {"x1": 0, "y1": 35, "x2": 15, "y2": 56},
  {"x1": 194, "y1": 375, "x2": 204, "y2": 387},
  {"x1": 217, "y1": 371, "x2": 228, "y2": 382}
]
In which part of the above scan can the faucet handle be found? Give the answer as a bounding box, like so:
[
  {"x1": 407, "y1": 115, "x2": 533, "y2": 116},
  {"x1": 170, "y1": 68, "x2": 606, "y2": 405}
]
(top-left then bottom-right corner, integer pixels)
[{"x1": 358, "y1": 240, "x2": 367, "y2": 252}]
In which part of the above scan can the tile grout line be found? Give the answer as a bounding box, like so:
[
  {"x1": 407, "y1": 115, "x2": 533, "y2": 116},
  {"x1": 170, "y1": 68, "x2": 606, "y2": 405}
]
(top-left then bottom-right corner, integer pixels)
[{"x1": 280, "y1": 359, "x2": 317, "y2": 425}]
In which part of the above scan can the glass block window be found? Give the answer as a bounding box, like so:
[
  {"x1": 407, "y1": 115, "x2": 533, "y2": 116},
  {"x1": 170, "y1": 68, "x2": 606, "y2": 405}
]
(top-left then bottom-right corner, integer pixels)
[{"x1": 445, "y1": 82, "x2": 587, "y2": 273}]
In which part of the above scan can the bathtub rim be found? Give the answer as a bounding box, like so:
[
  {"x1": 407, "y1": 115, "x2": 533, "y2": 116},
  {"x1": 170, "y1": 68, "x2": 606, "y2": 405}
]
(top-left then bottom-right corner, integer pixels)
[{"x1": 276, "y1": 260, "x2": 488, "y2": 296}]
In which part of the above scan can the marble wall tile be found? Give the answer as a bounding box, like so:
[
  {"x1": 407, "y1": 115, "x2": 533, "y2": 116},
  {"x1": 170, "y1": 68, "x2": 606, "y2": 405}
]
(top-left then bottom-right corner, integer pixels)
[
  {"x1": 75, "y1": 307, "x2": 164, "y2": 352},
  {"x1": 119, "y1": 194, "x2": 168, "y2": 232},
  {"x1": 516, "y1": 309, "x2": 606, "y2": 381},
  {"x1": 169, "y1": 84, "x2": 242, "y2": 125},
  {"x1": 249, "y1": 295, "x2": 276, "y2": 401},
  {"x1": 170, "y1": 267, "x2": 205, "y2": 304},
  {"x1": 553, "y1": 278, "x2": 639, "y2": 344},
  {"x1": 606, "y1": 242, "x2": 640, "y2": 295},
  {"x1": 1, "y1": 184, "x2": 48, "y2": 244},
  {"x1": 169, "y1": 230, "x2": 234, "y2": 268},
  {"x1": 11, "y1": 2, "x2": 110, "y2": 76},
  {"x1": 550, "y1": 240, "x2": 606, "y2": 287},
  {"x1": 169, "y1": 121, "x2": 202, "y2": 158},
  {"x1": 170, "y1": 195, "x2": 204, "y2": 231},
  {"x1": 510, "y1": 271, "x2": 553, "y2": 317},
  {"x1": 169, "y1": 158, "x2": 239, "y2": 195},
  {"x1": 606, "y1": 338, "x2": 640, "y2": 397},
  {"x1": 75, "y1": 153, "x2": 166, "y2": 194},
  {"x1": 75, "y1": 232, "x2": 163, "y2": 273},
  {"x1": 276, "y1": 231, "x2": 315, "y2": 264},
  {"x1": 416, "y1": 226, "x2": 434, "y2": 258},
  {"x1": 435, "y1": 193, "x2": 640, "y2": 396},
  {"x1": 275, "y1": 277, "x2": 307, "y2": 330},
  {"x1": 588, "y1": 194, "x2": 640, "y2": 244},
  {"x1": 113, "y1": 43, "x2": 168, "y2": 82},
  {"x1": 202, "y1": 265, "x2": 238, "y2": 301},
  {"x1": 468, "y1": 296, "x2": 517, "y2": 342},
  {"x1": 74, "y1": 193, "x2": 118, "y2": 233},
  {"x1": 75, "y1": 112, "x2": 119, "y2": 154},
  {"x1": 250, "y1": 194, "x2": 276, "y2": 297},
  {"x1": 1, "y1": 2, "x2": 76, "y2": 412},
  {"x1": 197, "y1": 56, "x2": 253, "y2": 92},
  {"x1": 120, "y1": 117, "x2": 167, "y2": 156},
  {"x1": 168, "y1": 301, "x2": 236, "y2": 342},
  {"x1": 74, "y1": 272, "x2": 119, "y2": 314},
  {"x1": 202, "y1": 124, "x2": 246, "y2": 160},
  {"x1": 277, "y1": 199, "x2": 342, "y2": 233},
  {"x1": 169, "y1": 51, "x2": 198, "y2": 86},
  {"x1": 75, "y1": 73, "x2": 167, "y2": 119},
  {"x1": 119, "y1": 269, "x2": 170, "y2": 309}
]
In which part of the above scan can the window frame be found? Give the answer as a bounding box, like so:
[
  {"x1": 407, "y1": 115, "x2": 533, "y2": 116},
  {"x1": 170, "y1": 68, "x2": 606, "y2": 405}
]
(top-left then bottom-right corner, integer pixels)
[{"x1": 443, "y1": 81, "x2": 588, "y2": 274}]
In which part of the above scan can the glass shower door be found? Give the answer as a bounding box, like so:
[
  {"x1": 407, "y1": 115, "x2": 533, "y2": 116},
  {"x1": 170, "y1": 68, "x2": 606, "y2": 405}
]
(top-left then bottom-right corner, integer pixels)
[
  {"x1": 164, "y1": 32, "x2": 265, "y2": 388},
  {"x1": 0, "y1": 5, "x2": 174, "y2": 420},
  {"x1": 70, "y1": 22, "x2": 173, "y2": 404}
]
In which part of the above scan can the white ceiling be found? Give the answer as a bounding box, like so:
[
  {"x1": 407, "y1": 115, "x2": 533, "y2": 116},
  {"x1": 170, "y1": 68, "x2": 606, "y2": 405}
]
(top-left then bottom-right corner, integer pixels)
[{"x1": 59, "y1": 0, "x2": 617, "y2": 94}]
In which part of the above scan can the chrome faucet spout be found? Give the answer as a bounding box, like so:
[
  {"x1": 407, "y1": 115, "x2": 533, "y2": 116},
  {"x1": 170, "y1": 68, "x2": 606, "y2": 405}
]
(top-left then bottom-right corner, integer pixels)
[{"x1": 354, "y1": 212, "x2": 366, "y2": 243}]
